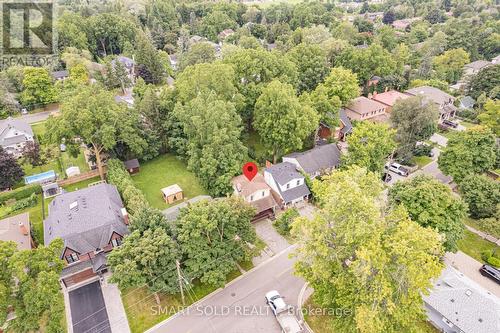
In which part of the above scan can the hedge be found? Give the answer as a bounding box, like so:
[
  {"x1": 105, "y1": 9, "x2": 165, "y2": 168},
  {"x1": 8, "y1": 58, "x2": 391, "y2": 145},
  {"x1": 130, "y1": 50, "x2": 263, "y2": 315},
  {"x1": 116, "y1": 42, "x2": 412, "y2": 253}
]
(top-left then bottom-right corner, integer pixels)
[
  {"x1": 0, "y1": 184, "x2": 41, "y2": 205},
  {"x1": 106, "y1": 159, "x2": 148, "y2": 215}
]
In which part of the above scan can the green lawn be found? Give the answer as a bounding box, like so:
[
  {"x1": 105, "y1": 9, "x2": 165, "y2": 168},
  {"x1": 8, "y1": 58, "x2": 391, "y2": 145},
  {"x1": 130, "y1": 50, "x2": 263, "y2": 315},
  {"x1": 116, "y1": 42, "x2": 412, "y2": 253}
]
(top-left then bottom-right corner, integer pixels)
[
  {"x1": 459, "y1": 121, "x2": 477, "y2": 129},
  {"x1": 457, "y1": 229, "x2": 500, "y2": 262},
  {"x1": 132, "y1": 154, "x2": 207, "y2": 210},
  {"x1": 304, "y1": 298, "x2": 438, "y2": 333},
  {"x1": 411, "y1": 156, "x2": 433, "y2": 169},
  {"x1": 122, "y1": 270, "x2": 242, "y2": 333},
  {"x1": 244, "y1": 130, "x2": 269, "y2": 165}
]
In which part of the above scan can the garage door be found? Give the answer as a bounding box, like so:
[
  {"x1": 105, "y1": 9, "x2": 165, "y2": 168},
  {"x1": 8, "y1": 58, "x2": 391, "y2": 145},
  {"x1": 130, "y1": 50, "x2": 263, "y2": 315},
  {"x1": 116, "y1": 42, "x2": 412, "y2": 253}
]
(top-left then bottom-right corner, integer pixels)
[{"x1": 69, "y1": 281, "x2": 111, "y2": 333}]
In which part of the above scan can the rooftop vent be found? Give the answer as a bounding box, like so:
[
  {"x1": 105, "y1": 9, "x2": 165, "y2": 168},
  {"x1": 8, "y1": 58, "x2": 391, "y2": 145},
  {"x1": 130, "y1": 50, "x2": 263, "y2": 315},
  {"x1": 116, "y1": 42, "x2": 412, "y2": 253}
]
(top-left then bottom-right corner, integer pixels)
[
  {"x1": 465, "y1": 289, "x2": 472, "y2": 297},
  {"x1": 69, "y1": 201, "x2": 78, "y2": 210}
]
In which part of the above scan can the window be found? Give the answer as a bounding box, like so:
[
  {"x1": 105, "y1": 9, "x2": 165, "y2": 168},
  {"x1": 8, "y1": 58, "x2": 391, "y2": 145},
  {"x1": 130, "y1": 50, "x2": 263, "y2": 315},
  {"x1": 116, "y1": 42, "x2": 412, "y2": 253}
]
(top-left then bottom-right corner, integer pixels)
[
  {"x1": 296, "y1": 180, "x2": 300, "y2": 186},
  {"x1": 286, "y1": 183, "x2": 290, "y2": 189},
  {"x1": 262, "y1": 191, "x2": 265, "y2": 197},
  {"x1": 65, "y1": 253, "x2": 79, "y2": 264},
  {"x1": 111, "y1": 238, "x2": 122, "y2": 247},
  {"x1": 250, "y1": 195, "x2": 254, "y2": 201}
]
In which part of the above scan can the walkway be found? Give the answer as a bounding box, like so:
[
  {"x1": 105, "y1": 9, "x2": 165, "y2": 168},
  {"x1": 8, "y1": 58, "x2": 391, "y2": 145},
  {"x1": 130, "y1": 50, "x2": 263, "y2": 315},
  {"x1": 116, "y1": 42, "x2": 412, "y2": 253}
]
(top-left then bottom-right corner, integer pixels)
[{"x1": 252, "y1": 218, "x2": 290, "y2": 266}]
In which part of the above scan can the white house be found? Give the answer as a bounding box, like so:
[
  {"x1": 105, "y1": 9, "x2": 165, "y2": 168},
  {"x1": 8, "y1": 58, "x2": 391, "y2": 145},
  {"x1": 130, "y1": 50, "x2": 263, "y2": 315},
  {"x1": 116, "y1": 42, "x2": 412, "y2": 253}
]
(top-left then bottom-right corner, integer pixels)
[
  {"x1": 0, "y1": 118, "x2": 34, "y2": 157},
  {"x1": 424, "y1": 266, "x2": 500, "y2": 333},
  {"x1": 264, "y1": 162, "x2": 310, "y2": 208}
]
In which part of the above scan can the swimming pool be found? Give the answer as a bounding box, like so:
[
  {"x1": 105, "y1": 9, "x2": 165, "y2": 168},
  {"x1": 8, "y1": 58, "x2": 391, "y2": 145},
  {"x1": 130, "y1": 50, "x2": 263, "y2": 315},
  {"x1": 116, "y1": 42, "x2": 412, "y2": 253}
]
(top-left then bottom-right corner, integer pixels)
[{"x1": 24, "y1": 170, "x2": 57, "y2": 185}]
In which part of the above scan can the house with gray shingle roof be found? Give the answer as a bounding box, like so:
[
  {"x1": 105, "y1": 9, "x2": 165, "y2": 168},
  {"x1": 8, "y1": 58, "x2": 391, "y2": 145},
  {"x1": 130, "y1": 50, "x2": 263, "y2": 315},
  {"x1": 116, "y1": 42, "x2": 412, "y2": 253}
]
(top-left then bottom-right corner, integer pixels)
[
  {"x1": 44, "y1": 183, "x2": 129, "y2": 288},
  {"x1": 424, "y1": 266, "x2": 500, "y2": 333},
  {"x1": 264, "y1": 162, "x2": 310, "y2": 208},
  {"x1": 0, "y1": 117, "x2": 34, "y2": 157},
  {"x1": 405, "y1": 86, "x2": 457, "y2": 121},
  {"x1": 283, "y1": 144, "x2": 341, "y2": 179}
]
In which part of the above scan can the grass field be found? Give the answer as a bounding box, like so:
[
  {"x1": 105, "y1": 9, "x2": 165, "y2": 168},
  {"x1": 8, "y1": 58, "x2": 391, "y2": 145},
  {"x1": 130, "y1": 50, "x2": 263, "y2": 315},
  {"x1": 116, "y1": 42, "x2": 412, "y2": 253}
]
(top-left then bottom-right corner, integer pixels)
[
  {"x1": 132, "y1": 154, "x2": 207, "y2": 210},
  {"x1": 457, "y1": 229, "x2": 500, "y2": 262},
  {"x1": 411, "y1": 155, "x2": 433, "y2": 169},
  {"x1": 304, "y1": 298, "x2": 439, "y2": 333}
]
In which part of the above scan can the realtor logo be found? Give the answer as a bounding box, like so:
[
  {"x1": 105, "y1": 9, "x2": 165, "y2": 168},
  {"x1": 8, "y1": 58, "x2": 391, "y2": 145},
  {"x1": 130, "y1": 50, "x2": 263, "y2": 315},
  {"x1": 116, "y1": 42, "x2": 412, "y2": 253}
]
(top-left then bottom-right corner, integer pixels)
[{"x1": 1, "y1": 0, "x2": 57, "y2": 68}]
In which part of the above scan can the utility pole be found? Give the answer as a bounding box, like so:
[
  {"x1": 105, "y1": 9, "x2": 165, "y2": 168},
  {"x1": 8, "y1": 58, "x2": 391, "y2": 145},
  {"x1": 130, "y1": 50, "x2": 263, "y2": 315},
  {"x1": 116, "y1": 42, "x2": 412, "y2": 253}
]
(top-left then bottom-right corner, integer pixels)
[{"x1": 176, "y1": 260, "x2": 185, "y2": 305}]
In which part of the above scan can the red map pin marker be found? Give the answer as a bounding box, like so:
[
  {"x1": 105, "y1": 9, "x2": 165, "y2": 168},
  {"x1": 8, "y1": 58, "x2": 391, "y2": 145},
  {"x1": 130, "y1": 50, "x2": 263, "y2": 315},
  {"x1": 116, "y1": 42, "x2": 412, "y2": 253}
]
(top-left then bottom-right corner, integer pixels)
[{"x1": 242, "y1": 162, "x2": 258, "y2": 181}]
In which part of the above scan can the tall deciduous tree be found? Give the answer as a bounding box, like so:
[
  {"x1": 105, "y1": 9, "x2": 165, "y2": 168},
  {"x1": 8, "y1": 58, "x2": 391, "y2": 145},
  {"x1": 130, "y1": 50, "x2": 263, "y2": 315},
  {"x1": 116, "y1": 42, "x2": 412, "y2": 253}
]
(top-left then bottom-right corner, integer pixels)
[
  {"x1": 389, "y1": 175, "x2": 467, "y2": 252},
  {"x1": 293, "y1": 167, "x2": 444, "y2": 333},
  {"x1": 179, "y1": 42, "x2": 216, "y2": 71},
  {"x1": 438, "y1": 126, "x2": 497, "y2": 182},
  {"x1": 287, "y1": 43, "x2": 329, "y2": 92},
  {"x1": 223, "y1": 48, "x2": 298, "y2": 122},
  {"x1": 0, "y1": 147, "x2": 24, "y2": 190},
  {"x1": 253, "y1": 80, "x2": 319, "y2": 163},
  {"x1": 318, "y1": 67, "x2": 359, "y2": 106},
  {"x1": 175, "y1": 92, "x2": 247, "y2": 196},
  {"x1": 20, "y1": 67, "x2": 57, "y2": 107},
  {"x1": 459, "y1": 174, "x2": 500, "y2": 219},
  {"x1": 176, "y1": 197, "x2": 256, "y2": 287},
  {"x1": 390, "y1": 96, "x2": 439, "y2": 160},
  {"x1": 478, "y1": 99, "x2": 500, "y2": 136},
  {"x1": 3, "y1": 239, "x2": 64, "y2": 332},
  {"x1": 342, "y1": 122, "x2": 396, "y2": 175},
  {"x1": 468, "y1": 65, "x2": 500, "y2": 100},
  {"x1": 46, "y1": 85, "x2": 146, "y2": 180},
  {"x1": 432, "y1": 48, "x2": 470, "y2": 83}
]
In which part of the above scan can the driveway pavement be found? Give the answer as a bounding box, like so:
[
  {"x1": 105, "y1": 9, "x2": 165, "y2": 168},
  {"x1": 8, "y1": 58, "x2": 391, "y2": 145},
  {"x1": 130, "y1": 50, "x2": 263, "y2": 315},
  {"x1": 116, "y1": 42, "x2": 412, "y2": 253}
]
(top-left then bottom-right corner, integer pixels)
[
  {"x1": 69, "y1": 281, "x2": 111, "y2": 333},
  {"x1": 444, "y1": 251, "x2": 500, "y2": 298},
  {"x1": 253, "y1": 218, "x2": 290, "y2": 266},
  {"x1": 146, "y1": 246, "x2": 306, "y2": 333},
  {"x1": 429, "y1": 133, "x2": 448, "y2": 147}
]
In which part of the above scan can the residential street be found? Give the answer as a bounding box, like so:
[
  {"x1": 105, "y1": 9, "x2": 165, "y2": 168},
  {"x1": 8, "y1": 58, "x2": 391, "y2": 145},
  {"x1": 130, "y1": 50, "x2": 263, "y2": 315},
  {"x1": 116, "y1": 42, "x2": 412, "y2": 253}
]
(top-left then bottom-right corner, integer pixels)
[
  {"x1": 145, "y1": 246, "x2": 306, "y2": 333},
  {"x1": 17, "y1": 110, "x2": 55, "y2": 124}
]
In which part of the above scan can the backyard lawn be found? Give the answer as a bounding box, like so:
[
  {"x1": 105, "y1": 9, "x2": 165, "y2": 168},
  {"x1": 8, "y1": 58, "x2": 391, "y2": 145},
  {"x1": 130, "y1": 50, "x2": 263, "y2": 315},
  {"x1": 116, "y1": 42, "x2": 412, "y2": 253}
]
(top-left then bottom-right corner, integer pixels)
[
  {"x1": 411, "y1": 155, "x2": 433, "y2": 169},
  {"x1": 457, "y1": 229, "x2": 500, "y2": 262},
  {"x1": 132, "y1": 154, "x2": 207, "y2": 210}
]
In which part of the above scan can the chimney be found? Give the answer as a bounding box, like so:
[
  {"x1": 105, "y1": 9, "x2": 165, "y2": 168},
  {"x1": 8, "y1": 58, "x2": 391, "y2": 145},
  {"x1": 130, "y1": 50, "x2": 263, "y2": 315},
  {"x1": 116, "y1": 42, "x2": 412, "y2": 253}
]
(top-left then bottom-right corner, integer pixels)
[
  {"x1": 265, "y1": 160, "x2": 273, "y2": 168},
  {"x1": 121, "y1": 208, "x2": 129, "y2": 225},
  {"x1": 19, "y1": 222, "x2": 28, "y2": 236},
  {"x1": 373, "y1": 91, "x2": 378, "y2": 97},
  {"x1": 385, "y1": 86, "x2": 389, "y2": 92},
  {"x1": 368, "y1": 93, "x2": 373, "y2": 99}
]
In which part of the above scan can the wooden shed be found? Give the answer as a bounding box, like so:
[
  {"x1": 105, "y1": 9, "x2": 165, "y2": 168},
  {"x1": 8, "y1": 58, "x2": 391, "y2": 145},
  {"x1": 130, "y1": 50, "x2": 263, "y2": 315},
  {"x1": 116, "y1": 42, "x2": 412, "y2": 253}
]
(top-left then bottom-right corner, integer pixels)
[
  {"x1": 161, "y1": 184, "x2": 183, "y2": 204},
  {"x1": 124, "y1": 159, "x2": 140, "y2": 174}
]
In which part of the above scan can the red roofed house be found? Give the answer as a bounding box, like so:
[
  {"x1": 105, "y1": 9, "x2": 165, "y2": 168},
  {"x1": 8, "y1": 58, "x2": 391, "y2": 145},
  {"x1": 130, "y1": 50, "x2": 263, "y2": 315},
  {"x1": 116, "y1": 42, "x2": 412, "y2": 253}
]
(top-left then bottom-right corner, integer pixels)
[{"x1": 370, "y1": 90, "x2": 410, "y2": 113}]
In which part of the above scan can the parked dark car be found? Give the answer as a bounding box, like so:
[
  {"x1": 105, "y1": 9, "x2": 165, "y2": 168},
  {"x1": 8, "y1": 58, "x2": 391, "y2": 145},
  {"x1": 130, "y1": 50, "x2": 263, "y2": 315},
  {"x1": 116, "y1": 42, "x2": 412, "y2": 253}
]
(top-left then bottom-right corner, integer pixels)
[
  {"x1": 382, "y1": 172, "x2": 392, "y2": 183},
  {"x1": 442, "y1": 119, "x2": 459, "y2": 128},
  {"x1": 479, "y1": 264, "x2": 500, "y2": 284}
]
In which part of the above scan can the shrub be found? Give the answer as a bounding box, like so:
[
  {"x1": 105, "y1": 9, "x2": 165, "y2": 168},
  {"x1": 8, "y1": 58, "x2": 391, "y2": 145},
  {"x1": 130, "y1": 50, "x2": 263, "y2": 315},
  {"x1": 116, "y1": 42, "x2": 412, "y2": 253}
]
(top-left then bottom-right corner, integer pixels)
[
  {"x1": 274, "y1": 208, "x2": 300, "y2": 236},
  {"x1": 476, "y1": 214, "x2": 500, "y2": 238},
  {"x1": 413, "y1": 144, "x2": 432, "y2": 157},
  {"x1": 459, "y1": 174, "x2": 500, "y2": 219},
  {"x1": 0, "y1": 184, "x2": 41, "y2": 205},
  {"x1": 11, "y1": 193, "x2": 37, "y2": 211},
  {"x1": 487, "y1": 256, "x2": 500, "y2": 268},
  {"x1": 106, "y1": 158, "x2": 148, "y2": 214}
]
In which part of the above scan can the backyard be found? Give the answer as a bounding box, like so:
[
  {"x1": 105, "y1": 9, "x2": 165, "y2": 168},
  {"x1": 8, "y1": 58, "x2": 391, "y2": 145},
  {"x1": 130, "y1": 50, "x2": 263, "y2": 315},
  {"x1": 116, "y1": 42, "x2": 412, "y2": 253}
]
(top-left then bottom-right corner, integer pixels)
[
  {"x1": 132, "y1": 154, "x2": 207, "y2": 210},
  {"x1": 457, "y1": 229, "x2": 500, "y2": 263}
]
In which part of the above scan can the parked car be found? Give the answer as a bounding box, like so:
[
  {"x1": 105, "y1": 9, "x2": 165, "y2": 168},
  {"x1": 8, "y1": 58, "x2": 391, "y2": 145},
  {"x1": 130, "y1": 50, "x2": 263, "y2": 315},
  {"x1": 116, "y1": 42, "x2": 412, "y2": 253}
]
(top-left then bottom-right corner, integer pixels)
[
  {"x1": 442, "y1": 119, "x2": 458, "y2": 128},
  {"x1": 21, "y1": 108, "x2": 28, "y2": 115},
  {"x1": 479, "y1": 264, "x2": 500, "y2": 284},
  {"x1": 385, "y1": 162, "x2": 409, "y2": 177},
  {"x1": 382, "y1": 172, "x2": 392, "y2": 183},
  {"x1": 265, "y1": 290, "x2": 304, "y2": 333}
]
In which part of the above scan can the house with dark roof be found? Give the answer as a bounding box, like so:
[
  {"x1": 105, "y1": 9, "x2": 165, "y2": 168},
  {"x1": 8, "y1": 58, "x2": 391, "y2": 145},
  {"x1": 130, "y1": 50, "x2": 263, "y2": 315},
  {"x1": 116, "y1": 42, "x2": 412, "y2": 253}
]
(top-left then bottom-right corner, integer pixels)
[
  {"x1": 0, "y1": 117, "x2": 34, "y2": 157},
  {"x1": 231, "y1": 173, "x2": 278, "y2": 221},
  {"x1": 51, "y1": 70, "x2": 69, "y2": 81},
  {"x1": 405, "y1": 86, "x2": 457, "y2": 121},
  {"x1": 424, "y1": 266, "x2": 500, "y2": 333},
  {"x1": 44, "y1": 183, "x2": 129, "y2": 289},
  {"x1": 264, "y1": 162, "x2": 310, "y2": 208},
  {"x1": 283, "y1": 144, "x2": 341, "y2": 179},
  {"x1": 463, "y1": 60, "x2": 492, "y2": 76}
]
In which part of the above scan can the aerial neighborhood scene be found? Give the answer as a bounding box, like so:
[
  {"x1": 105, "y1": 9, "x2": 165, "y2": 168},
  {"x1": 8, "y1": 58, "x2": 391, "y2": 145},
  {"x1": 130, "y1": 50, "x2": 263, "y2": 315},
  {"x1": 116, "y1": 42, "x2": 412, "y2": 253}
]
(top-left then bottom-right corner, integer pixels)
[{"x1": 1, "y1": 0, "x2": 500, "y2": 333}]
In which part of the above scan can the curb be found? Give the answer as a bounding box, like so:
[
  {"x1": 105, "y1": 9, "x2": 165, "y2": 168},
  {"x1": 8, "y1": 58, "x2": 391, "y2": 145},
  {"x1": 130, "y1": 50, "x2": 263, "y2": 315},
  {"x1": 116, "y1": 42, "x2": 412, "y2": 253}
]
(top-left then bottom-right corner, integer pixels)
[{"x1": 297, "y1": 282, "x2": 314, "y2": 333}]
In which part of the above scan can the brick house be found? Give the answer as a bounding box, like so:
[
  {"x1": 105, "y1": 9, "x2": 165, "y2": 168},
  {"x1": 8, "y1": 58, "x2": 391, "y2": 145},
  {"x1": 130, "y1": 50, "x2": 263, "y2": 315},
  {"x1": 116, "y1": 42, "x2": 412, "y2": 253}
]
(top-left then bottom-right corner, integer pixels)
[
  {"x1": 344, "y1": 96, "x2": 388, "y2": 122},
  {"x1": 370, "y1": 90, "x2": 410, "y2": 113},
  {"x1": 44, "y1": 183, "x2": 129, "y2": 289}
]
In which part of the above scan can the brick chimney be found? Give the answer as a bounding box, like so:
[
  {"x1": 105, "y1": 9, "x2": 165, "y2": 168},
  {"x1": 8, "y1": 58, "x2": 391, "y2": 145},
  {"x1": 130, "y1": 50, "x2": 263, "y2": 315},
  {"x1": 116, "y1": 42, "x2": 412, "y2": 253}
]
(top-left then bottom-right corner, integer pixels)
[
  {"x1": 121, "y1": 208, "x2": 129, "y2": 225},
  {"x1": 265, "y1": 160, "x2": 273, "y2": 168},
  {"x1": 19, "y1": 222, "x2": 28, "y2": 236}
]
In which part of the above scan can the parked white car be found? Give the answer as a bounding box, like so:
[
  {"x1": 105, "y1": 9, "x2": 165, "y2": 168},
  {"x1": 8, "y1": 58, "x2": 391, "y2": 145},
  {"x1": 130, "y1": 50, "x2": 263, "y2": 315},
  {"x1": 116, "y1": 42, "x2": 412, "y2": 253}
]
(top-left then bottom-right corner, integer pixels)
[
  {"x1": 265, "y1": 290, "x2": 304, "y2": 333},
  {"x1": 385, "y1": 162, "x2": 409, "y2": 177}
]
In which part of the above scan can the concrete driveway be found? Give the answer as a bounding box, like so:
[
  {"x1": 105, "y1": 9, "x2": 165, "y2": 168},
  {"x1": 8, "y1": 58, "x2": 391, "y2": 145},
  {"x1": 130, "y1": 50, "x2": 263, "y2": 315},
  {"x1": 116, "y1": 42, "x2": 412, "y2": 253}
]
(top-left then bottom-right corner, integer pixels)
[
  {"x1": 445, "y1": 251, "x2": 500, "y2": 298},
  {"x1": 253, "y1": 219, "x2": 290, "y2": 266},
  {"x1": 429, "y1": 133, "x2": 448, "y2": 147},
  {"x1": 69, "y1": 281, "x2": 111, "y2": 333}
]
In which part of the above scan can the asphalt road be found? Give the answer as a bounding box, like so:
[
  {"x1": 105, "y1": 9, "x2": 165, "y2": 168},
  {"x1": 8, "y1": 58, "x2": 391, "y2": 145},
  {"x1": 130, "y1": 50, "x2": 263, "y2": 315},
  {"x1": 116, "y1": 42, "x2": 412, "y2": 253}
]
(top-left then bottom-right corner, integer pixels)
[
  {"x1": 69, "y1": 281, "x2": 111, "y2": 333},
  {"x1": 18, "y1": 110, "x2": 54, "y2": 124},
  {"x1": 146, "y1": 246, "x2": 305, "y2": 333}
]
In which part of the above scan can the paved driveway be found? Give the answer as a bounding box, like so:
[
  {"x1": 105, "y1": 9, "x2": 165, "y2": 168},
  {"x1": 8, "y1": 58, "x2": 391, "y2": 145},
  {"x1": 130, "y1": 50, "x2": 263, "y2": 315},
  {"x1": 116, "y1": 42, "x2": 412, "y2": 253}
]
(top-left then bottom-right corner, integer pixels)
[
  {"x1": 69, "y1": 281, "x2": 111, "y2": 333},
  {"x1": 445, "y1": 251, "x2": 500, "y2": 298},
  {"x1": 429, "y1": 133, "x2": 448, "y2": 147}
]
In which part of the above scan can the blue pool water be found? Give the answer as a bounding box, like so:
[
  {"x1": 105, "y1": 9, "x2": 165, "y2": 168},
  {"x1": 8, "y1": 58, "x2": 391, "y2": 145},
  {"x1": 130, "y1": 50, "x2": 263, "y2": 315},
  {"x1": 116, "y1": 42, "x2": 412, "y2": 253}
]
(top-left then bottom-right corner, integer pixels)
[{"x1": 24, "y1": 170, "x2": 56, "y2": 185}]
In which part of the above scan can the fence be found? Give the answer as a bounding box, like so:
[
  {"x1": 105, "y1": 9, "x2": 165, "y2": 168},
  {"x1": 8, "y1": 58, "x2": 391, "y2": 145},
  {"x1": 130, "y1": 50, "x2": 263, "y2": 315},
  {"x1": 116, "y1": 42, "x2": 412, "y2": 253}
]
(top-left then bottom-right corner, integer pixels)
[{"x1": 57, "y1": 168, "x2": 105, "y2": 187}]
